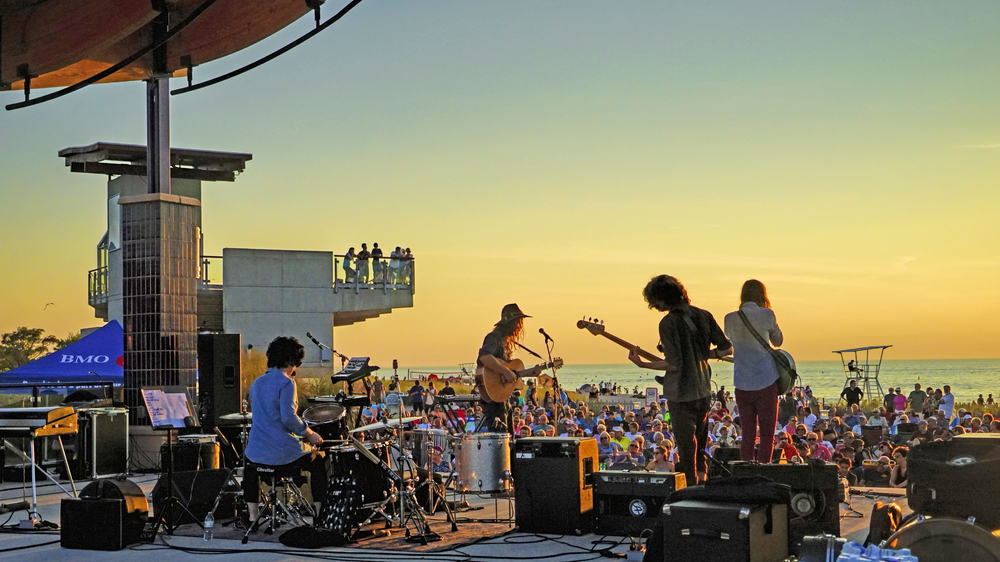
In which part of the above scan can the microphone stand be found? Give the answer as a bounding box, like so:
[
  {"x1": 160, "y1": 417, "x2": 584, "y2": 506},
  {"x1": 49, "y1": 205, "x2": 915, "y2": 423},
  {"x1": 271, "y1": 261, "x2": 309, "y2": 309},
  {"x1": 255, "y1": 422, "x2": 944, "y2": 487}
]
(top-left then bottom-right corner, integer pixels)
[{"x1": 542, "y1": 336, "x2": 560, "y2": 426}]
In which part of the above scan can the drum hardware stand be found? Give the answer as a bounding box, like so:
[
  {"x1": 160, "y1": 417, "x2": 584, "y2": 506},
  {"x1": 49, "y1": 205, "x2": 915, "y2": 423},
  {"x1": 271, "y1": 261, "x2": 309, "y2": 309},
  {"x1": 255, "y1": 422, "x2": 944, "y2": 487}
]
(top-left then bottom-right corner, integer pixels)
[
  {"x1": 841, "y1": 485, "x2": 864, "y2": 519},
  {"x1": 347, "y1": 435, "x2": 445, "y2": 543}
]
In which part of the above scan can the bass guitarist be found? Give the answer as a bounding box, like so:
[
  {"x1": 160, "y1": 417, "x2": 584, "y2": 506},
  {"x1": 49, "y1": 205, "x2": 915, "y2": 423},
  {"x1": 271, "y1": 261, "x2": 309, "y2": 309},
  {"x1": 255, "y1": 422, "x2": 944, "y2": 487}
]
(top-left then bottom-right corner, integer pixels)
[
  {"x1": 476, "y1": 303, "x2": 544, "y2": 434},
  {"x1": 627, "y1": 275, "x2": 731, "y2": 486}
]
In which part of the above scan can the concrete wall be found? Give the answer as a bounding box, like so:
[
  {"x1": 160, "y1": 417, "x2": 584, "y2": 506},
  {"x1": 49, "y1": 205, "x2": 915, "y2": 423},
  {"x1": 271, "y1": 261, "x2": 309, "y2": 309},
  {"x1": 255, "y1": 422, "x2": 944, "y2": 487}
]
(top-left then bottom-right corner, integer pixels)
[{"x1": 222, "y1": 248, "x2": 336, "y2": 368}]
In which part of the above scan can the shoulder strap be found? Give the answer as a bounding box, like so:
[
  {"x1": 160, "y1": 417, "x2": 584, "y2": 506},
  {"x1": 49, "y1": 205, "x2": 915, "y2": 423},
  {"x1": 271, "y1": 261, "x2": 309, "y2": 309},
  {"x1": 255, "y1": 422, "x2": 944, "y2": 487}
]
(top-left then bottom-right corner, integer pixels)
[{"x1": 737, "y1": 309, "x2": 772, "y2": 352}]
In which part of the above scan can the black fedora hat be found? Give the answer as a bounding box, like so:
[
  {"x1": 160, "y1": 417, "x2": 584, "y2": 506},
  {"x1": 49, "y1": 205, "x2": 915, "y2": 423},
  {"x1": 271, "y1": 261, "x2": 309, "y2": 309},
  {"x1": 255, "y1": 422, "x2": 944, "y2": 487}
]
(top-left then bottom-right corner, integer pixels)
[{"x1": 496, "y1": 303, "x2": 531, "y2": 325}]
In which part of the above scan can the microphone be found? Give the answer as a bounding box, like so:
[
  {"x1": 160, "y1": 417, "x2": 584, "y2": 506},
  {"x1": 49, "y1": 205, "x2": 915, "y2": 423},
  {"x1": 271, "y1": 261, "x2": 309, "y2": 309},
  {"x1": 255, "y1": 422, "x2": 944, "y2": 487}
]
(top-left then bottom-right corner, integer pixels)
[
  {"x1": 88, "y1": 371, "x2": 110, "y2": 400},
  {"x1": 539, "y1": 328, "x2": 553, "y2": 342},
  {"x1": 306, "y1": 332, "x2": 323, "y2": 346}
]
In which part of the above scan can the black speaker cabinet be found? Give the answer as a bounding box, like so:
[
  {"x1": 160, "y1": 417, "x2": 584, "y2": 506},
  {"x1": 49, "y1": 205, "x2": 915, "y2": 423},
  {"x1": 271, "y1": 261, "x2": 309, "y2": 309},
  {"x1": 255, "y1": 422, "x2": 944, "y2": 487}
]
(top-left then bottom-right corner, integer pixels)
[
  {"x1": 511, "y1": 437, "x2": 597, "y2": 535},
  {"x1": 908, "y1": 434, "x2": 1000, "y2": 529},
  {"x1": 729, "y1": 461, "x2": 840, "y2": 550},
  {"x1": 63, "y1": 478, "x2": 149, "y2": 550},
  {"x1": 661, "y1": 501, "x2": 788, "y2": 562},
  {"x1": 151, "y1": 468, "x2": 237, "y2": 526},
  {"x1": 595, "y1": 470, "x2": 686, "y2": 537},
  {"x1": 198, "y1": 333, "x2": 242, "y2": 428}
]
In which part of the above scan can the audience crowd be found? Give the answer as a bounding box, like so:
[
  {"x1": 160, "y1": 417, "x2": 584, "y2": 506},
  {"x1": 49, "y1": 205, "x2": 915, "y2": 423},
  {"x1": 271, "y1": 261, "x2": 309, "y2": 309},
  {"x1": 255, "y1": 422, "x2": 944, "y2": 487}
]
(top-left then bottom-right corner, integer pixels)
[{"x1": 355, "y1": 374, "x2": 994, "y2": 487}]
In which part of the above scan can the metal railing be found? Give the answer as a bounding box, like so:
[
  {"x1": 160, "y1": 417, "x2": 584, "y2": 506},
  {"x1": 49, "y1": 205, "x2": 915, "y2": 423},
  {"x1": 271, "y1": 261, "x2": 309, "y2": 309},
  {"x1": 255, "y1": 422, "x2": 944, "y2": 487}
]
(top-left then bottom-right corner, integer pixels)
[
  {"x1": 200, "y1": 254, "x2": 223, "y2": 286},
  {"x1": 88, "y1": 266, "x2": 109, "y2": 306},
  {"x1": 334, "y1": 255, "x2": 415, "y2": 295}
]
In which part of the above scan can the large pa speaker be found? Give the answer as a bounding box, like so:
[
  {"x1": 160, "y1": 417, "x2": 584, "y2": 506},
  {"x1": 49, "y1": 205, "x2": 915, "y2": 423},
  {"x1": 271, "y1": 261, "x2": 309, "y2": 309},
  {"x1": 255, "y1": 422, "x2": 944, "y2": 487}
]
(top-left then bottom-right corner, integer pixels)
[
  {"x1": 198, "y1": 333, "x2": 242, "y2": 429},
  {"x1": 62, "y1": 478, "x2": 149, "y2": 550},
  {"x1": 151, "y1": 468, "x2": 238, "y2": 526},
  {"x1": 908, "y1": 434, "x2": 1000, "y2": 529},
  {"x1": 511, "y1": 437, "x2": 597, "y2": 535},
  {"x1": 729, "y1": 461, "x2": 840, "y2": 551}
]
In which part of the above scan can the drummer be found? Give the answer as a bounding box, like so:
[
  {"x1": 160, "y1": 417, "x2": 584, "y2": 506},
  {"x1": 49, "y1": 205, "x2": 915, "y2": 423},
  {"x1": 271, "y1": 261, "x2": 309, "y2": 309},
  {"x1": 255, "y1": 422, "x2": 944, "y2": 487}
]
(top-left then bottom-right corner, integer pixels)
[{"x1": 243, "y1": 336, "x2": 326, "y2": 526}]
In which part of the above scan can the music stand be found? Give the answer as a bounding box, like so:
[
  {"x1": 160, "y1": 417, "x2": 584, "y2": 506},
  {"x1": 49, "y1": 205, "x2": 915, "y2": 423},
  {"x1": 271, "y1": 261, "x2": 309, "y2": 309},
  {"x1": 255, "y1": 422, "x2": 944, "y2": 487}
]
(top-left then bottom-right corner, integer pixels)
[{"x1": 141, "y1": 389, "x2": 202, "y2": 537}]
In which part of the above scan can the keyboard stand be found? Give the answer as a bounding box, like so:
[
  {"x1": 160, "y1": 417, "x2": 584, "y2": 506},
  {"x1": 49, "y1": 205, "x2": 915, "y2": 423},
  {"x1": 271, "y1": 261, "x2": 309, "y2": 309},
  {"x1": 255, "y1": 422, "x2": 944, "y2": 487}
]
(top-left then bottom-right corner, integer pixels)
[{"x1": 3, "y1": 435, "x2": 78, "y2": 528}]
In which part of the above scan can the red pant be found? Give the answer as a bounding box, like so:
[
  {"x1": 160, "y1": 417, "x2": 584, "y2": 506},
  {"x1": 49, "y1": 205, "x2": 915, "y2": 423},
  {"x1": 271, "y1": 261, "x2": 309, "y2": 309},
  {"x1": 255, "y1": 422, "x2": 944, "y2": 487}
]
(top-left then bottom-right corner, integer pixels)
[{"x1": 735, "y1": 382, "x2": 779, "y2": 463}]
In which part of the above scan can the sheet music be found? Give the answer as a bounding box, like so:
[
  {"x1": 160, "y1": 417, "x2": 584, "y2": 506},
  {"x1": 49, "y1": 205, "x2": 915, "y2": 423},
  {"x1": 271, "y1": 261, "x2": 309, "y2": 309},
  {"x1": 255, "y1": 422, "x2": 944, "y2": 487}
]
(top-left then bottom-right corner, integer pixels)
[{"x1": 142, "y1": 389, "x2": 191, "y2": 428}]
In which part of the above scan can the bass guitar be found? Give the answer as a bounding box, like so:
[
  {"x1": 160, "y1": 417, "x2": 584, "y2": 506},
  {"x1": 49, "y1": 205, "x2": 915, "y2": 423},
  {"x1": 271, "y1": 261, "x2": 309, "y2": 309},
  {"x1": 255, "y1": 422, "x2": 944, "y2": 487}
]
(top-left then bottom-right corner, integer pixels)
[
  {"x1": 576, "y1": 316, "x2": 735, "y2": 365},
  {"x1": 475, "y1": 357, "x2": 563, "y2": 403}
]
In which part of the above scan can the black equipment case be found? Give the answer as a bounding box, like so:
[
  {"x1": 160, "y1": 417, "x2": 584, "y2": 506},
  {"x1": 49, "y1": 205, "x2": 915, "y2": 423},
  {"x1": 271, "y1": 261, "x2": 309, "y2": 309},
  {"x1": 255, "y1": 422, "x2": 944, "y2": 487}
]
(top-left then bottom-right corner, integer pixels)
[
  {"x1": 661, "y1": 500, "x2": 788, "y2": 562},
  {"x1": 908, "y1": 434, "x2": 1000, "y2": 529}
]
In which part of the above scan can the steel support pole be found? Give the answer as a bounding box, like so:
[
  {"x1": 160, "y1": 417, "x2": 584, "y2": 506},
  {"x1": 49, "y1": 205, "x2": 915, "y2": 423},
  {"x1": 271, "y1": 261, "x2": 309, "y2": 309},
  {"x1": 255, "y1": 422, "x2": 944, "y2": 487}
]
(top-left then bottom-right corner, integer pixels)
[{"x1": 146, "y1": 77, "x2": 171, "y2": 194}]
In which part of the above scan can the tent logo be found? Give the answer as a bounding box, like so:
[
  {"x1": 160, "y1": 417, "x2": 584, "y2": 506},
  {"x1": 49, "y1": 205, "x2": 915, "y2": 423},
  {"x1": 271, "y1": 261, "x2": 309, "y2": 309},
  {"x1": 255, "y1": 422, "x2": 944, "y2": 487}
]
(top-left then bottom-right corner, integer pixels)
[{"x1": 58, "y1": 355, "x2": 111, "y2": 364}]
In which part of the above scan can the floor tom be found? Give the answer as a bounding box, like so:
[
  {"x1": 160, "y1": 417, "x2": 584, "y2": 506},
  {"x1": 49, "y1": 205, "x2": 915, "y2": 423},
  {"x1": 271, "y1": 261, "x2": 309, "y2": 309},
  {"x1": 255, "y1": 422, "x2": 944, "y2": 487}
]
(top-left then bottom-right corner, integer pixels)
[{"x1": 454, "y1": 432, "x2": 510, "y2": 493}]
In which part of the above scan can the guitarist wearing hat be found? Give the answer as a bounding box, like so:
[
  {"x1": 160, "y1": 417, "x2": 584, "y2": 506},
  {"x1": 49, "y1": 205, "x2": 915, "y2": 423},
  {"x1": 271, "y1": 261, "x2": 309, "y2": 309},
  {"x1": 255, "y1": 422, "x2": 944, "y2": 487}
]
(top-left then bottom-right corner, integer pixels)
[{"x1": 476, "y1": 303, "x2": 545, "y2": 434}]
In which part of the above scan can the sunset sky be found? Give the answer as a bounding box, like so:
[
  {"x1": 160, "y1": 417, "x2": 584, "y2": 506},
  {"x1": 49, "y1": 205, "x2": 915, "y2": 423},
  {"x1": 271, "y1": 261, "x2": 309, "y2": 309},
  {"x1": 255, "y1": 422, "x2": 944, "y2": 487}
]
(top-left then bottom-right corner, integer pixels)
[{"x1": 1, "y1": 2, "x2": 998, "y2": 369}]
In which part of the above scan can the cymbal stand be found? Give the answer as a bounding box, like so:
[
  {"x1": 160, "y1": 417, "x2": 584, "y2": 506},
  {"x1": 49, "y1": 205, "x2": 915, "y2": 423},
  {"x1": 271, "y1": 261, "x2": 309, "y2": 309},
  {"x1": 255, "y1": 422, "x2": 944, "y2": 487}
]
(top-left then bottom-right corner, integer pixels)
[{"x1": 348, "y1": 435, "x2": 443, "y2": 543}]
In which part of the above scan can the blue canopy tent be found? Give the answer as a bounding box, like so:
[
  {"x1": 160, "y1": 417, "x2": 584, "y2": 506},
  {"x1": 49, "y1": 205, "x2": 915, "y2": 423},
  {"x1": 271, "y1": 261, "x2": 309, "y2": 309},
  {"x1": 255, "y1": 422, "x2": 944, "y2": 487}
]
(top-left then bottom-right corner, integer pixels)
[{"x1": 0, "y1": 320, "x2": 123, "y2": 395}]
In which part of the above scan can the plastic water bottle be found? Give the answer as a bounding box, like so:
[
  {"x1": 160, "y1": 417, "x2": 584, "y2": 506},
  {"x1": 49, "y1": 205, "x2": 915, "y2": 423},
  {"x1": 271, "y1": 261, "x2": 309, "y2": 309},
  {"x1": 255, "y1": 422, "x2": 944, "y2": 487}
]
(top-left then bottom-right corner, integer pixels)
[{"x1": 203, "y1": 512, "x2": 214, "y2": 541}]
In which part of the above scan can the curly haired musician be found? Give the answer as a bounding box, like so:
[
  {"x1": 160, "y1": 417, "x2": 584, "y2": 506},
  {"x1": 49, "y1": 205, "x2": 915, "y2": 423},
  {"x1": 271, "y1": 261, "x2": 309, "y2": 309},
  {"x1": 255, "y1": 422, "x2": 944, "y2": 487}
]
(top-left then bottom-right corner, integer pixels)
[
  {"x1": 476, "y1": 304, "x2": 543, "y2": 434},
  {"x1": 242, "y1": 336, "x2": 326, "y2": 526},
  {"x1": 628, "y1": 275, "x2": 731, "y2": 485}
]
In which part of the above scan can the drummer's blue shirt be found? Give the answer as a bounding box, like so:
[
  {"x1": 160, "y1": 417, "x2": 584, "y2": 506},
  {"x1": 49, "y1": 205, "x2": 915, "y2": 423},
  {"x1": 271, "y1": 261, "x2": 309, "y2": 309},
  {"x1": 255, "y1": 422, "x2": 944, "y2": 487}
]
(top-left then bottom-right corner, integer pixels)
[{"x1": 245, "y1": 368, "x2": 310, "y2": 466}]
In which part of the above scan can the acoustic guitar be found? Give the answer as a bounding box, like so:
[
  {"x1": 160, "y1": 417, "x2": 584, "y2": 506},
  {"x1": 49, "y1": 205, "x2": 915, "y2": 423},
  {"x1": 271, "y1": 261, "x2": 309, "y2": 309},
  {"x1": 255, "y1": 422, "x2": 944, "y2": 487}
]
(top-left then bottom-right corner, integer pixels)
[{"x1": 475, "y1": 357, "x2": 563, "y2": 403}]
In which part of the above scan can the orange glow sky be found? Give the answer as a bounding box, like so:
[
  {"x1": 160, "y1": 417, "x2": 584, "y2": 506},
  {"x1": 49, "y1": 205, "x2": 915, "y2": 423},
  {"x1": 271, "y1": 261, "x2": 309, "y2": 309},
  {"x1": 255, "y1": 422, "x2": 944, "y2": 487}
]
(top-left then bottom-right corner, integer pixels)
[{"x1": 1, "y1": 2, "x2": 998, "y2": 368}]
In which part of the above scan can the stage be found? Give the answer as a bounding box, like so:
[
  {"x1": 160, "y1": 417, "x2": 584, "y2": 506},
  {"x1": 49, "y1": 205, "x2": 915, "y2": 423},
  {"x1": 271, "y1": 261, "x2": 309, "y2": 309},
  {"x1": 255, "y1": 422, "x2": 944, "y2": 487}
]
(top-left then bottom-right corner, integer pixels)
[{"x1": 0, "y1": 471, "x2": 915, "y2": 561}]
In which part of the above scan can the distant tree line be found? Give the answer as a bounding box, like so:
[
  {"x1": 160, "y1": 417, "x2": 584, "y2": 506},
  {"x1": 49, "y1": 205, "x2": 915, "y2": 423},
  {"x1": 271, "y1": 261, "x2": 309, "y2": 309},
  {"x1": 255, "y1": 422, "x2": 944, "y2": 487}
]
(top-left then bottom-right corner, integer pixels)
[{"x1": 0, "y1": 327, "x2": 80, "y2": 371}]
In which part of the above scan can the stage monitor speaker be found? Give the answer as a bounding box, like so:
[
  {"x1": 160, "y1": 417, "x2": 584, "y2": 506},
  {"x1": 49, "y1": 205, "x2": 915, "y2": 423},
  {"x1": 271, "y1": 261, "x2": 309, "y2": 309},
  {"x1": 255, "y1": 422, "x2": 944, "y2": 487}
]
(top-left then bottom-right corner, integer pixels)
[
  {"x1": 594, "y1": 470, "x2": 685, "y2": 537},
  {"x1": 729, "y1": 461, "x2": 840, "y2": 551},
  {"x1": 151, "y1": 468, "x2": 237, "y2": 526},
  {"x1": 62, "y1": 478, "x2": 149, "y2": 550},
  {"x1": 198, "y1": 333, "x2": 242, "y2": 429},
  {"x1": 908, "y1": 433, "x2": 1000, "y2": 529},
  {"x1": 511, "y1": 437, "x2": 597, "y2": 535}
]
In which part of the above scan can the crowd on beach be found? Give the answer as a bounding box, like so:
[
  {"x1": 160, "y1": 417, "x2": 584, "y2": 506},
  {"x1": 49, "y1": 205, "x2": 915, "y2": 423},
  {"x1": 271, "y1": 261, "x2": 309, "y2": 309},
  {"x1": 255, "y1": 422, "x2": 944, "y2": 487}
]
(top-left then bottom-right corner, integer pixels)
[
  {"x1": 341, "y1": 243, "x2": 413, "y2": 284},
  {"x1": 353, "y1": 373, "x2": 994, "y2": 488}
]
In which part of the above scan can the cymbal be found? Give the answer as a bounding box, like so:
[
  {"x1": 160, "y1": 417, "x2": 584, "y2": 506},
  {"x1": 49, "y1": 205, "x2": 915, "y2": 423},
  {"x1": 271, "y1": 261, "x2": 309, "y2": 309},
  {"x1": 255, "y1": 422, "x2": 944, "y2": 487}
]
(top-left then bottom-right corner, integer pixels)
[
  {"x1": 351, "y1": 421, "x2": 389, "y2": 433},
  {"x1": 220, "y1": 412, "x2": 252, "y2": 421},
  {"x1": 349, "y1": 416, "x2": 423, "y2": 434}
]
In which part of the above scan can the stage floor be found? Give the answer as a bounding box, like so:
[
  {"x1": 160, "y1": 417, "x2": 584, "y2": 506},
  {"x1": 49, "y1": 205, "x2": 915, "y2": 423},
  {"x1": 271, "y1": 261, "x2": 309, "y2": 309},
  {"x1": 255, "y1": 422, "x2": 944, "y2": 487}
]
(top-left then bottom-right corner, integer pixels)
[{"x1": 0, "y1": 473, "x2": 911, "y2": 561}]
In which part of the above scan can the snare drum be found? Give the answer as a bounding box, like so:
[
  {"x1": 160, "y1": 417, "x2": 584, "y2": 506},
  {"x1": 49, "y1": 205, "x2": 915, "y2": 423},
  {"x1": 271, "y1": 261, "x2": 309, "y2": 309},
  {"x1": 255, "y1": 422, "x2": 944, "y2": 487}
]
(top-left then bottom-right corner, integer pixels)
[
  {"x1": 453, "y1": 433, "x2": 510, "y2": 493},
  {"x1": 303, "y1": 404, "x2": 347, "y2": 440}
]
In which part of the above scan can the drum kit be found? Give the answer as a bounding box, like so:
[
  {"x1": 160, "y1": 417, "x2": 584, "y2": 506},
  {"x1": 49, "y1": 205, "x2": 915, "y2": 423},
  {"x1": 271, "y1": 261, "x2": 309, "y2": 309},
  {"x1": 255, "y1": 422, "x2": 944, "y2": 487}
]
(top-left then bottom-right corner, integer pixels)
[{"x1": 206, "y1": 357, "x2": 515, "y2": 543}]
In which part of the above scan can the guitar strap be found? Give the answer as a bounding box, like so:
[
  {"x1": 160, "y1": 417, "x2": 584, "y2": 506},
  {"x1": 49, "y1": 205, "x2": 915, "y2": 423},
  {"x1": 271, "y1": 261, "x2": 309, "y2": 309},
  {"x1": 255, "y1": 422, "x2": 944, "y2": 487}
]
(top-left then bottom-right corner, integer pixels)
[{"x1": 737, "y1": 309, "x2": 791, "y2": 371}]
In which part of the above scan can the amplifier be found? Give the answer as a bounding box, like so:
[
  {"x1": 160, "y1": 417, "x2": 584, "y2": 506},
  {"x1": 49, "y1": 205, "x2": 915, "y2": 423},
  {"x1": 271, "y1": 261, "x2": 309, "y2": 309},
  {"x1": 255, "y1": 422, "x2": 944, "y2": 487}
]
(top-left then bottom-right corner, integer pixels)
[
  {"x1": 595, "y1": 470, "x2": 685, "y2": 537},
  {"x1": 511, "y1": 437, "x2": 597, "y2": 535},
  {"x1": 908, "y1": 434, "x2": 1000, "y2": 529},
  {"x1": 63, "y1": 478, "x2": 149, "y2": 551},
  {"x1": 729, "y1": 461, "x2": 840, "y2": 551}
]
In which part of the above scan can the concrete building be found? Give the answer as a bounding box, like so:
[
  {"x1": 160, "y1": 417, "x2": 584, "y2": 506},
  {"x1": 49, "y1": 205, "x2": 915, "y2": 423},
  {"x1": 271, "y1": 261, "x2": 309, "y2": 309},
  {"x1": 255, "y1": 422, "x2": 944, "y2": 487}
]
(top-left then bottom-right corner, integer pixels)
[{"x1": 68, "y1": 143, "x2": 415, "y2": 375}]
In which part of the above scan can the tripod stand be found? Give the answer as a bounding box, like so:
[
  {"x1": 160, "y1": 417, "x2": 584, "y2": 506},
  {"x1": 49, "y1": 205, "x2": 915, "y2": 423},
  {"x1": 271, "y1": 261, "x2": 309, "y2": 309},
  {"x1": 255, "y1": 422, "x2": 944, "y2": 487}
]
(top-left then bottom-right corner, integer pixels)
[{"x1": 147, "y1": 426, "x2": 202, "y2": 537}]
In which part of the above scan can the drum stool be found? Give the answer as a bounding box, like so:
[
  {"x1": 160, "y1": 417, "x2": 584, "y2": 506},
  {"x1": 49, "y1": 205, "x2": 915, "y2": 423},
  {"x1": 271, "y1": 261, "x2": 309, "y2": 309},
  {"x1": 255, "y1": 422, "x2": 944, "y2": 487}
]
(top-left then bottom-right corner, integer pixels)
[{"x1": 243, "y1": 462, "x2": 316, "y2": 542}]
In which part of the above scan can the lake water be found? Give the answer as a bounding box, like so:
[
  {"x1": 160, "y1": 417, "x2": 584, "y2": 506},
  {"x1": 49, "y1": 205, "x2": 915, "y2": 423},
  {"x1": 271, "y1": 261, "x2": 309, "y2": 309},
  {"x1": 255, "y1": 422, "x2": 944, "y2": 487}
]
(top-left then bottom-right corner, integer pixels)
[{"x1": 409, "y1": 359, "x2": 1000, "y2": 405}]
